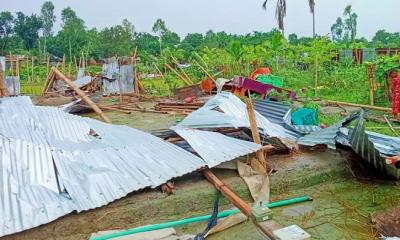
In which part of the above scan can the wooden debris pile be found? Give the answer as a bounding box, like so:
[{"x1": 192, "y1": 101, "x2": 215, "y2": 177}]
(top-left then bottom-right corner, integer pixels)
[{"x1": 154, "y1": 100, "x2": 204, "y2": 115}]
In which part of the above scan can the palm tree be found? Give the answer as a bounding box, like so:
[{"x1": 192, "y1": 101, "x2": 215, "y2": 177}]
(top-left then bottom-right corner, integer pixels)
[
  {"x1": 262, "y1": 0, "x2": 316, "y2": 37},
  {"x1": 262, "y1": 0, "x2": 286, "y2": 36},
  {"x1": 308, "y1": 0, "x2": 316, "y2": 38}
]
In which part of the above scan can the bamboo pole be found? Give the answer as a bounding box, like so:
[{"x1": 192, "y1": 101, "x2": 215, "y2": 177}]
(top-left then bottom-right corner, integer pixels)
[
  {"x1": 31, "y1": 56, "x2": 34, "y2": 83},
  {"x1": 165, "y1": 63, "x2": 192, "y2": 86},
  {"x1": 193, "y1": 60, "x2": 215, "y2": 82},
  {"x1": 0, "y1": 62, "x2": 8, "y2": 97},
  {"x1": 51, "y1": 67, "x2": 111, "y2": 123},
  {"x1": 327, "y1": 100, "x2": 391, "y2": 112}
]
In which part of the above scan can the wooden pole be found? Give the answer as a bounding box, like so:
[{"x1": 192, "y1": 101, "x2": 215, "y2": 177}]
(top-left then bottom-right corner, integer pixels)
[
  {"x1": 246, "y1": 98, "x2": 267, "y2": 174},
  {"x1": 51, "y1": 67, "x2": 112, "y2": 123},
  {"x1": 193, "y1": 60, "x2": 215, "y2": 82},
  {"x1": 31, "y1": 56, "x2": 34, "y2": 83},
  {"x1": 165, "y1": 63, "x2": 192, "y2": 86},
  {"x1": 327, "y1": 100, "x2": 391, "y2": 112},
  {"x1": 203, "y1": 170, "x2": 252, "y2": 216},
  {"x1": 314, "y1": 55, "x2": 318, "y2": 97},
  {"x1": 0, "y1": 62, "x2": 8, "y2": 97}
]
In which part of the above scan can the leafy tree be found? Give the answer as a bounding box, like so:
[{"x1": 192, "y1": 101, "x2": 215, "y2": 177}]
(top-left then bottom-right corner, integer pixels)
[
  {"x1": 0, "y1": 11, "x2": 14, "y2": 55},
  {"x1": 152, "y1": 18, "x2": 167, "y2": 37},
  {"x1": 41, "y1": 1, "x2": 56, "y2": 54},
  {"x1": 41, "y1": 1, "x2": 55, "y2": 37},
  {"x1": 331, "y1": 17, "x2": 344, "y2": 42},
  {"x1": 134, "y1": 32, "x2": 160, "y2": 55},
  {"x1": 372, "y1": 30, "x2": 400, "y2": 47},
  {"x1": 13, "y1": 12, "x2": 42, "y2": 50},
  {"x1": 56, "y1": 7, "x2": 86, "y2": 60},
  {"x1": 343, "y1": 5, "x2": 357, "y2": 43},
  {"x1": 61, "y1": 7, "x2": 83, "y2": 26},
  {"x1": 152, "y1": 18, "x2": 168, "y2": 54},
  {"x1": 99, "y1": 19, "x2": 134, "y2": 57},
  {"x1": 180, "y1": 33, "x2": 203, "y2": 57},
  {"x1": 288, "y1": 33, "x2": 299, "y2": 45},
  {"x1": 161, "y1": 31, "x2": 180, "y2": 48}
]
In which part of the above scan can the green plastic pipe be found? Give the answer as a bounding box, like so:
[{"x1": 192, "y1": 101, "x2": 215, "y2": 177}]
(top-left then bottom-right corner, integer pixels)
[{"x1": 91, "y1": 195, "x2": 312, "y2": 240}]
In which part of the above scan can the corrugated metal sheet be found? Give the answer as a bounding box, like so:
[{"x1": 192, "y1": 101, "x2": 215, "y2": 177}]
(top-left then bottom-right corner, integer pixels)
[
  {"x1": 176, "y1": 92, "x2": 295, "y2": 140},
  {"x1": 350, "y1": 111, "x2": 400, "y2": 179},
  {"x1": 0, "y1": 96, "x2": 260, "y2": 237},
  {"x1": 297, "y1": 112, "x2": 359, "y2": 149},
  {"x1": 0, "y1": 136, "x2": 76, "y2": 237},
  {"x1": 102, "y1": 62, "x2": 135, "y2": 95},
  {"x1": 5, "y1": 76, "x2": 20, "y2": 95},
  {"x1": 74, "y1": 76, "x2": 92, "y2": 88},
  {"x1": 174, "y1": 128, "x2": 261, "y2": 168}
]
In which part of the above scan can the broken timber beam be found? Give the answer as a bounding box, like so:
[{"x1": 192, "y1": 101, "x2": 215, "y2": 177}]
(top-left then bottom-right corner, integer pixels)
[
  {"x1": 246, "y1": 98, "x2": 267, "y2": 174},
  {"x1": 203, "y1": 170, "x2": 279, "y2": 239},
  {"x1": 203, "y1": 169, "x2": 252, "y2": 216},
  {"x1": 327, "y1": 100, "x2": 391, "y2": 112},
  {"x1": 51, "y1": 67, "x2": 112, "y2": 123}
]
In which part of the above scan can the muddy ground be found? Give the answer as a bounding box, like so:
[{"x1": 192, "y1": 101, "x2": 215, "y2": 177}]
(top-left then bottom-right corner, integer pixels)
[{"x1": 3, "y1": 104, "x2": 400, "y2": 240}]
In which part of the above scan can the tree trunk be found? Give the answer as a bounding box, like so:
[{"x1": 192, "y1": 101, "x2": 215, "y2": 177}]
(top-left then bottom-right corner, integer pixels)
[{"x1": 313, "y1": 12, "x2": 316, "y2": 38}]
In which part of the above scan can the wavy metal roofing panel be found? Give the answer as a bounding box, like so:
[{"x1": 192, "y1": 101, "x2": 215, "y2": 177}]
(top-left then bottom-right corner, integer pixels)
[
  {"x1": 0, "y1": 136, "x2": 75, "y2": 237},
  {"x1": 297, "y1": 112, "x2": 359, "y2": 149},
  {"x1": 176, "y1": 92, "x2": 295, "y2": 140},
  {"x1": 2, "y1": 96, "x2": 258, "y2": 237},
  {"x1": 174, "y1": 128, "x2": 261, "y2": 168}
]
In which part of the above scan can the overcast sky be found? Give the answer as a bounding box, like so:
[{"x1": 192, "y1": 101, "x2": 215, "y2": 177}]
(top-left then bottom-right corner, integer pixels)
[{"x1": 1, "y1": 0, "x2": 398, "y2": 39}]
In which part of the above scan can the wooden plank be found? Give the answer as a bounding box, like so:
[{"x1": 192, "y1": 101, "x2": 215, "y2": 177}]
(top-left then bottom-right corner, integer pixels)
[
  {"x1": 52, "y1": 67, "x2": 112, "y2": 123},
  {"x1": 246, "y1": 98, "x2": 267, "y2": 174},
  {"x1": 255, "y1": 220, "x2": 281, "y2": 239},
  {"x1": 100, "y1": 105, "x2": 132, "y2": 114}
]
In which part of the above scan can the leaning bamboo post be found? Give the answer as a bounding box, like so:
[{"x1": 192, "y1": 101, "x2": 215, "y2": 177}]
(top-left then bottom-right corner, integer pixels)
[
  {"x1": 165, "y1": 63, "x2": 192, "y2": 86},
  {"x1": 51, "y1": 67, "x2": 112, "y2": 123},
  {"x1": 327, "y1": 100, "x2": 391, "y2": 112},
  {"x1": 246, "y1": 98, "x2": 267, "y2": 174},
  {"x1": 193, "y1": 60, "x2": 215, "y2": 82},
  {"x1": 0, "y1": 62, "x2": 8, "y2": 97},
  {"x1": 9, "y1": 54, "x2": 16, "y2": 95}
]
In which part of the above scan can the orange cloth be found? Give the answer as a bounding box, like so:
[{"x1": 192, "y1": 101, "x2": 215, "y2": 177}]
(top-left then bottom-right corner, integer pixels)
[{"x1": 249, "y1": 68, "x2": 272, "y2": 80}]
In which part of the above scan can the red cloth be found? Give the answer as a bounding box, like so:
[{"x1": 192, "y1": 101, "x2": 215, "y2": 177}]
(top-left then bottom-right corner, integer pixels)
[{"x1": 392, "y1": 76, "x2": 400, "y2": 117}]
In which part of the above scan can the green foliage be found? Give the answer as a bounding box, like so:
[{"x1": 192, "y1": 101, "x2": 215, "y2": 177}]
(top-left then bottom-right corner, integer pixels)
[
  {"x1": 374, "y1": 55, "x2": 400, "y2": 83},
  {"x1": 13, "y1": 12, "x2": 42, "y2": 50},
  {"x1": 0, "y1": 11, "x2": 14, "y2": 54}
]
